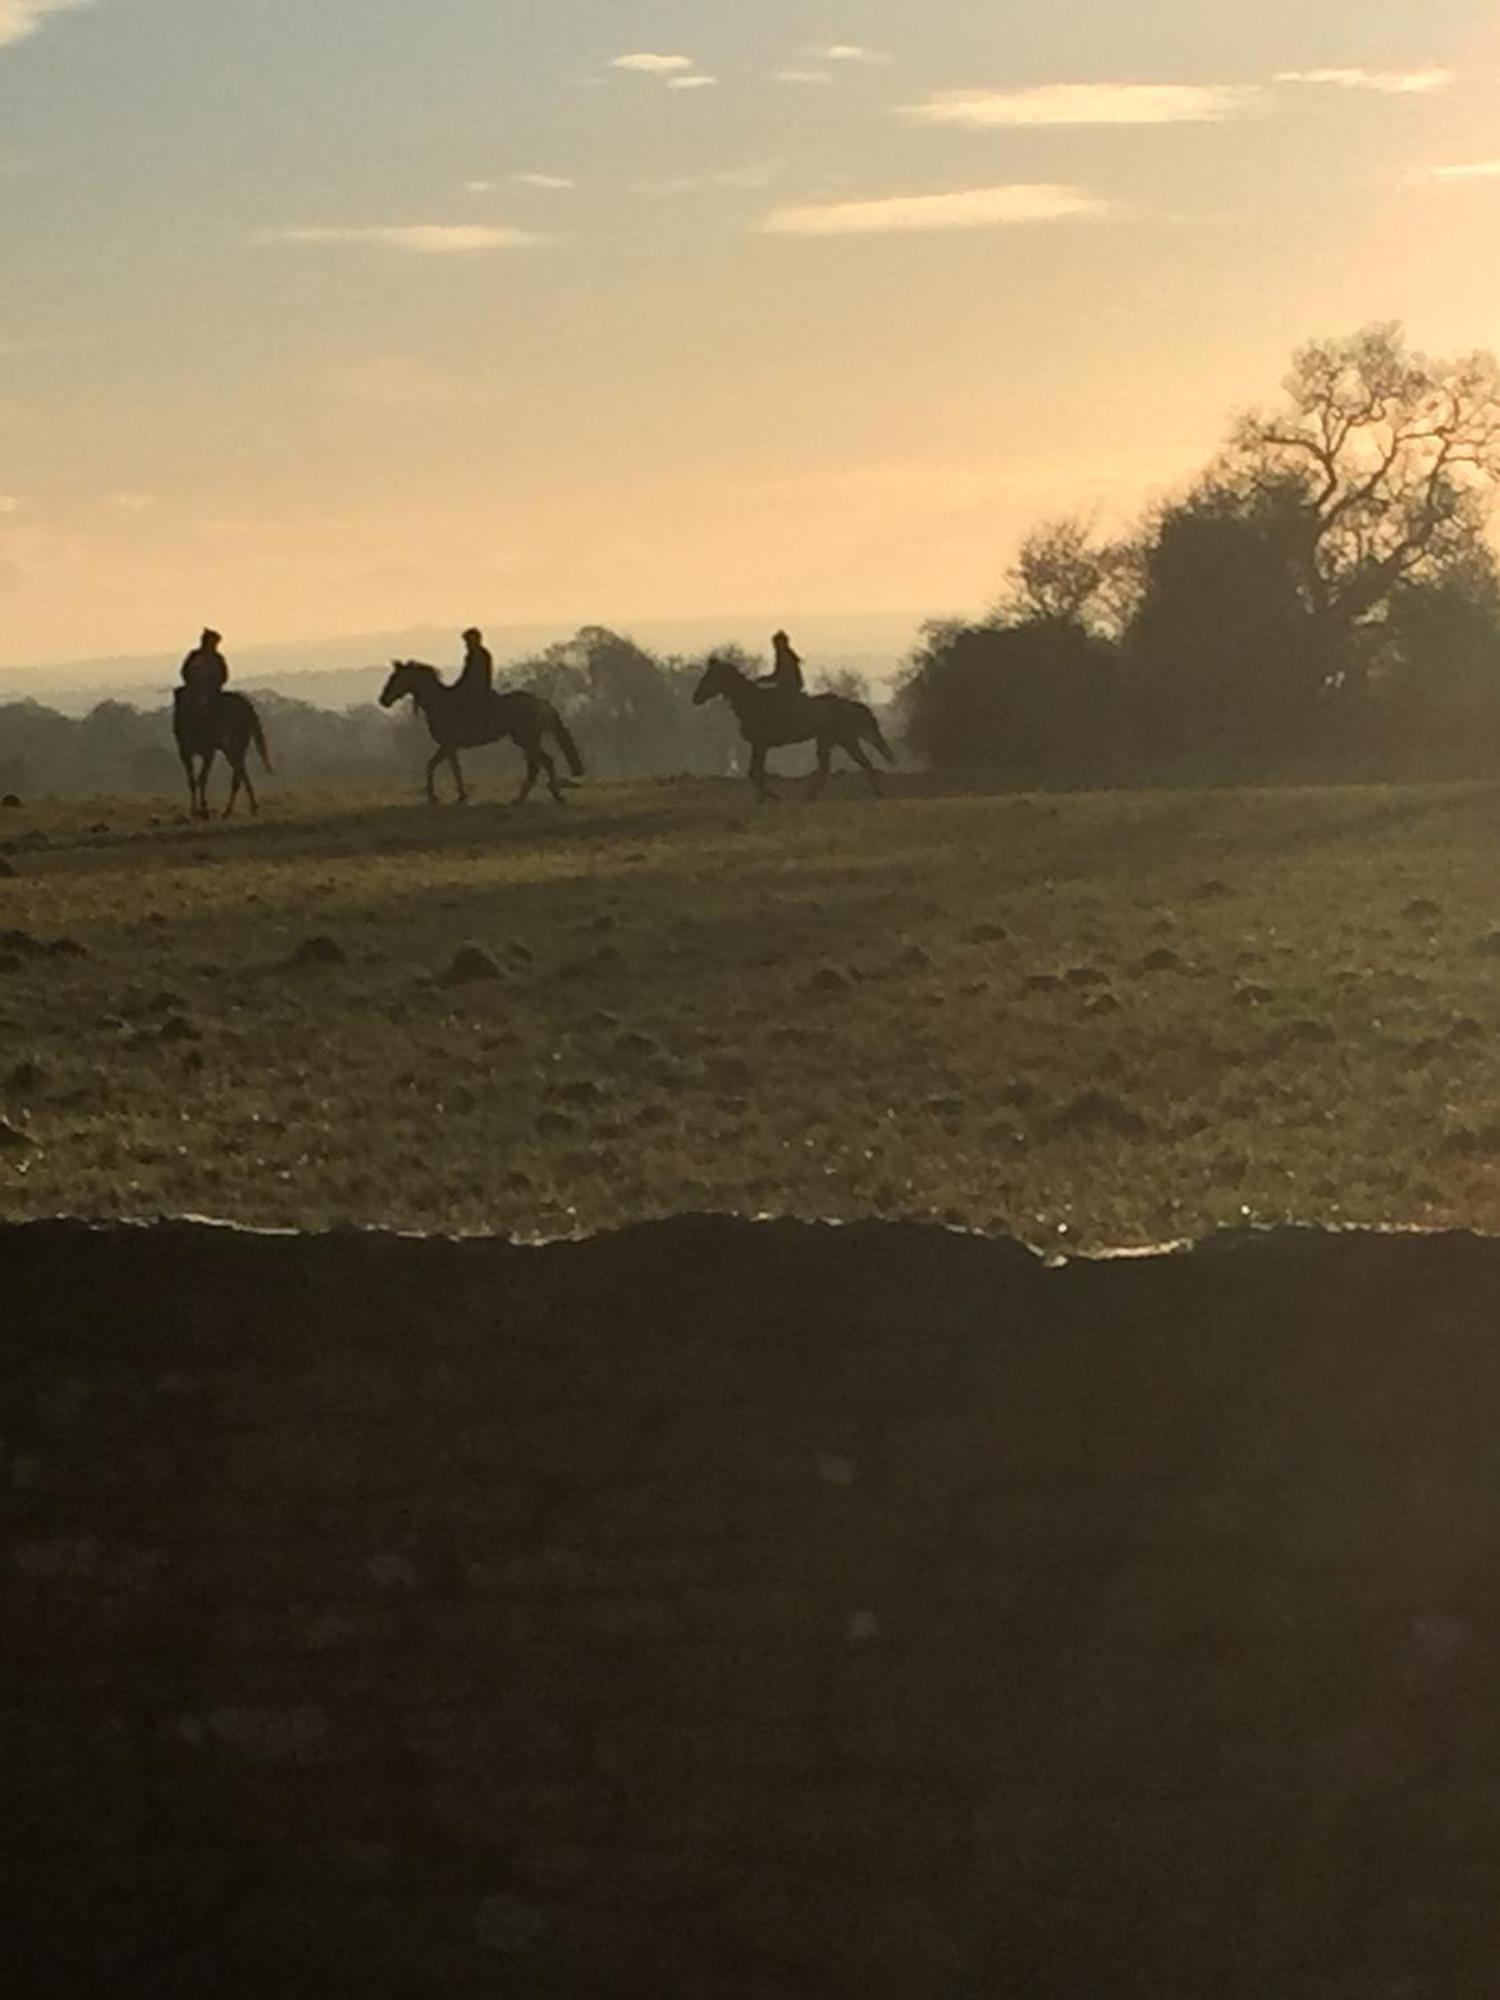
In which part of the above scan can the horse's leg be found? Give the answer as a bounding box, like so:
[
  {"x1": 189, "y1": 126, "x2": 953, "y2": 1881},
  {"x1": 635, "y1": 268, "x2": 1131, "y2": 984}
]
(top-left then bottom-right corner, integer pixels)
[
  {"x1": 223, "y1": 759, "x2": 242, "y2": 818},
  {"x1": 450, "y1": 750, "x2": 468, "y2": 804},
  {"x1": 536, "y1": 747, "x2": 565, "y2": 805},
  {"x1": 424, "y1": 748, "x2": 445, "y2": 804},
  {"x1": 234, "y1": 753, "x2": 259, "y2": 817},
  {"x1": 749, "y1": 743, "x2": 775, "y2": 802},
  {"x1": 847, "y1": 739, "x2": 882, "y2": 798},
  {"x1": 807, "y1": 739, "x2": 832, "y2": 800},
  {"x1": 180, "y1": 749, "x2": 197, "y2": 818},
  {"x1": 200, "y1": 749, "x2": 218, "y2": 819},
  {"x1": 515, "y1": 753, "x2": 538, "y2": 805}
]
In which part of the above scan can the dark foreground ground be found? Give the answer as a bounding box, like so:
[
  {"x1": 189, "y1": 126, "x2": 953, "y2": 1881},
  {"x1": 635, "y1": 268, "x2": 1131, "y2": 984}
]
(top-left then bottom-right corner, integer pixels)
[
  {"x1": 9, "y1": 1214, "x2": 1500, "y2": 1997},
  {"x1": 6, "y1": 779, "x2": 1500, "y2": 1245}
]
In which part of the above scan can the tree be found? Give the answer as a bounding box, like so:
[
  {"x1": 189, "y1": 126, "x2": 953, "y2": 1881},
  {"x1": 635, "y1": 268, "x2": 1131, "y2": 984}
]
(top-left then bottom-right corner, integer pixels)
[
  {"x1": 1376, "y1": 548, "x2": 1500, "y2": 771},
  {"x1": 819, "y1": 667, "x2": 873, "y2": 705},
  {"x1": 899, "y1": 618, "x2": 1125, "y2": 781},
  {"x1": 1224, "y1": 323, "x2": 1500, "y2": 653},
  {"x1": 512, "y1": 627, "x2": 743, "y2": 777},
  {"x1": 1127, "y1": 481, "x2": 1331, "y2": 767},
  {"x1": 996, "y1": 516, "x2": 1134, "y2": 636}
]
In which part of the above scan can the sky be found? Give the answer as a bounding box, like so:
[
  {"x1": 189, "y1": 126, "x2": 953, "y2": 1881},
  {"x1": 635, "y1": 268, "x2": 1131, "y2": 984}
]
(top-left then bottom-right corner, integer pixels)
[{"x1": 4, "y1": 0, "x2": 1500, "y2": 668}]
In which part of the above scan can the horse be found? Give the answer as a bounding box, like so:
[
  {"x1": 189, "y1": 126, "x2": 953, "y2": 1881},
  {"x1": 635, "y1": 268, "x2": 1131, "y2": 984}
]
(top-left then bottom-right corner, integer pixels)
[
  {"x1": 692, "y1": 653, "x2": 895, "y2": 800},
  {"x1": 172, "y1": 689, "x2": 272, "y2": 819},
  {"x1": 378, "y1": 661, "x2": 585, "y2": 806}
]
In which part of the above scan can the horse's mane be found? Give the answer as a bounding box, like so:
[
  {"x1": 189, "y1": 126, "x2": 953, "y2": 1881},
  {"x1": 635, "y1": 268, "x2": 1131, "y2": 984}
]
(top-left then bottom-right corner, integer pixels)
[
  {"x1": 704, "y1": 651, "x2": 750, "y2": 681},
  {"x1": 392, "y1": 658, "x2": 442, "y2": 680}
]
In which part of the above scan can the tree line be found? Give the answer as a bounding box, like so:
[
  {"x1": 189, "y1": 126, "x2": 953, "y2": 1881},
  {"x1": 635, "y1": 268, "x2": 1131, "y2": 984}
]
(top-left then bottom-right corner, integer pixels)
[
  {"x1": 901, "y1": 324, "x2": 1500, "y2": 783},
  {"x1": 0, "y1": 631, "x2": 878, "y2": 798}
]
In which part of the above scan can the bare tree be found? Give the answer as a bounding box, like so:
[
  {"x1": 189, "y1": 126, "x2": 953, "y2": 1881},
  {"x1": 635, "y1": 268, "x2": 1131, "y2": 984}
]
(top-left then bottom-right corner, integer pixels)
[
  {"x1": 996, "y1": 516, "x2": 1135, "y2": 637},
  {"x1": 1224, "y1": 323, "x2": 1500, "y2": 634}
]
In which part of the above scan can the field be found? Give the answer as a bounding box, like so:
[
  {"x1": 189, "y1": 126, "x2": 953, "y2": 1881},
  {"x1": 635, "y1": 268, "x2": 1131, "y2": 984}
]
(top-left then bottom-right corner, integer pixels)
[{"x1": 4, "y1": 773, "x2": 1500, "y2": 1248}]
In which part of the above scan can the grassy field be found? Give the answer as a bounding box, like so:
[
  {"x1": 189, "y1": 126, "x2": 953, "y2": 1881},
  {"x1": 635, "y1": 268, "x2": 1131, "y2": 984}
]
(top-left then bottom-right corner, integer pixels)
[{"x1": 4, "y1": 773, "x2": 1500, "y2": 1248}]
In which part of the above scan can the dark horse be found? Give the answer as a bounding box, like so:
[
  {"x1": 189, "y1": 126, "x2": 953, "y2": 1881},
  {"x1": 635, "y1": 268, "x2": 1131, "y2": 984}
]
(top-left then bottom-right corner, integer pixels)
[
  {"x1": 379, "y1": 661, "x2": 585, "y2": 805},
  {"x1": 173, "y1": 689, "x2": 272, "y2": 819},
  {"x1": 693, "y1": 653, "x2": 895, "y2": 800}
]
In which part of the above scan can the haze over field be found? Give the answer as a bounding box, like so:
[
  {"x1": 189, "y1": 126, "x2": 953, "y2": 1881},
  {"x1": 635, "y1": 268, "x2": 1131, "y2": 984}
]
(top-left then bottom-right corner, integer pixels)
[{"x1": 4, "y1": 1, "x2": 1500, "y2": 675}]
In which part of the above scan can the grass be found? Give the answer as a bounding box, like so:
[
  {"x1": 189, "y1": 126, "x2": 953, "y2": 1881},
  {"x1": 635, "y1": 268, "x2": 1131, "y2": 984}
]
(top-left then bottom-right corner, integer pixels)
[{"x1": 4, "y1": 774, "x2": 1500, "y2": 1248}]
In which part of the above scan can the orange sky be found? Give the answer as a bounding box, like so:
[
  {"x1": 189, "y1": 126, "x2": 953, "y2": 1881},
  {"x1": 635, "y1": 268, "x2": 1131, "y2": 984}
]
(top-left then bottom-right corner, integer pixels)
[{"x1": 3, "y1": 0, "x2": 1500, "y2": 667}]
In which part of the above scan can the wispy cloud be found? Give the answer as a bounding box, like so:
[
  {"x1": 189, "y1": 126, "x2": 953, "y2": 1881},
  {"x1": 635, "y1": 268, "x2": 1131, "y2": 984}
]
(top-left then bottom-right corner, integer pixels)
[
  {"x1": 0, "y1": 0, "x2": 90, "y2": 52},
  {"x1": 760, "y1": 183, "x2": 1110, "y2": 237},
  {"x1": 774, "y1": 69, "x2": 833, "y2": 87},
  {"x1": 818, "y1": 44, "x2": 892, "y2": 66},
  {"x1": 665, "y1": 74, "x2": 718, "y2": 92},
  {"x1": 611, "y1": 52, "x2": 695, "y2": 75},
  {"x1": 1422, "y1": 159, "x2": 1500, "y2": 182},
  {"x1": 1277, "y1": 66, "x2": 1453, "y2": 94},
  {"x1": 257, "y1": 224, "x2": 542, "y2": 255},
  {"x1": 513, "y1": 172, "x2": 574, "y2": 191},
  {"x1": 0, "y1": 494, "x2": 22, "y2": 514},
  {"x1": 714, "y1": 161, "x2": 782, "y2": 191},
  {"x1": 633, "y1": 161, "x2": 783, "y2": 197},
  {"x1": 902, "y1": 82, "x2": 1261, "y2": 128}
]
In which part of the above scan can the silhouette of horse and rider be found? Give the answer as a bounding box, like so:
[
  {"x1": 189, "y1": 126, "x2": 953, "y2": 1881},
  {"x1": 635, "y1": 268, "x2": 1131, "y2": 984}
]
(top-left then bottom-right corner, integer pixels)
[
  {"x1": 695, "y1": 630, "x2": 895, "y2": 799},
  {"x1": 168, "y1": 620, "x2": 892, "y2": 815},
  {"x1": 173, "y1": 628, "x2": 272, "y2": 818},
  {"x1": 379, "y1": 627, "x2": 585, "y2": 805}
]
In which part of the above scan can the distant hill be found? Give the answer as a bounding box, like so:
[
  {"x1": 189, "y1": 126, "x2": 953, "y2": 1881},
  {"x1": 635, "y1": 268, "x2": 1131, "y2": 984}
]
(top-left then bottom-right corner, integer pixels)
[{"x1": 0, "y1": 612, "x2": 924, "y2": 715}]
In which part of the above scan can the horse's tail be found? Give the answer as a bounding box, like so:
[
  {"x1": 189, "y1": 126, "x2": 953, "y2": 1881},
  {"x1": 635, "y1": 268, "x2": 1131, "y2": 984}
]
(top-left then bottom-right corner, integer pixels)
[
  {"x1": 546, "y1": 704, "x2": 585, "y2": 777},
  {"x1": 248, "y1": 703, "x2": 273, "y2": 773},
  {"x1": 858, "y1": 704, "x2": 897, "y2": 765}
]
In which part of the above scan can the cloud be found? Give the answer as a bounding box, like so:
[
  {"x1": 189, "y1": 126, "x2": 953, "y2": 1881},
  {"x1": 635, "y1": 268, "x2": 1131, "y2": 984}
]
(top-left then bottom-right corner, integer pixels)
[
  {"x1": 610, "y1": 53, "x2": 695, "y2": 75},
  {"x1": 713, "y1": 161, "x2": 782, "y2": 191},
  {"x1": 1423, "y1": 159, "x2": 1500, "y2": 181},
  {"x1": 0, "y1": 0, "x2": 90, "y2": 51},
  {"x1": 901, "y1": 82, "x2": 1261, "y2": 128},
  {"x1": 633, "y1": 161, "x2": 783, "y2": 197},
  {"x1": 774, "y1": 69, "x2": 833, "y2": 86},
  {"x1": 759, "y1": 183, "x2": 1110, "y2": 237},
  {"x1": 0, "y1": 494, "x2": 21, "y2": 514},
  {"x1": 514, "y1": 172, "x2": 574, "y2": 190},
  {"x1": 257, "y1": 224, "x2": 542, "y2": 255},
  {"x1": 818, "y1": 44, "x2": 892, "y2": 65},
  {"x1": 665, "y1": 76, "x2": 717, "y2": 92},
  {"x1": 1276, "y1": 66, "x2": 1453, "y2": 94}
]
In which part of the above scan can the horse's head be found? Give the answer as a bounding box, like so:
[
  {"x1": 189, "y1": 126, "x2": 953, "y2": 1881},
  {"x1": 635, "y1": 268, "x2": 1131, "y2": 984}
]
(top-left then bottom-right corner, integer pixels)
[
  {"x1": 379, "y1": 660, "x2": 429, "y2": 708},
  {"x1": 693, "y1": 653, "x2": 740, "y2": 706}
]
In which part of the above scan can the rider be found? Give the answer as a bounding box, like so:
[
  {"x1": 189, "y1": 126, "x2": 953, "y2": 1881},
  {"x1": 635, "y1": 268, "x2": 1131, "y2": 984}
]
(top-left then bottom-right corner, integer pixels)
[
  {"x1": 457, "y1": 626, "x2": 494, "y2": 704},
  {"x1": 180, "y1": 628, "x2": 229, "y2": 708},
  {"x1": 758, "y1": 629, "x2": 805, "y2": 698}
]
